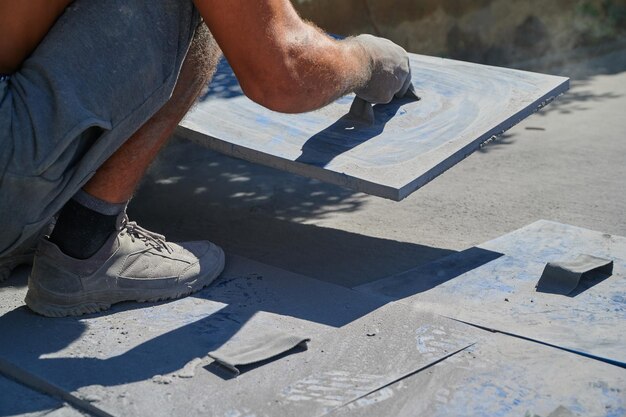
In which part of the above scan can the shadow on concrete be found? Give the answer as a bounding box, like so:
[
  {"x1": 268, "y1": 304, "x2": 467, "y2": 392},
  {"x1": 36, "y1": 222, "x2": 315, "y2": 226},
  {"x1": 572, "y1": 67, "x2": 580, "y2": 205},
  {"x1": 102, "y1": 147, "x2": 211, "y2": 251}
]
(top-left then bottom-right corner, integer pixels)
[
  {"x1": 0, "y1": 244, "x2": 500, "y2": 417},
  {"x1": 199, "y1": 57, "x2": 243, "y2": 101},
  {"x1": 0, "y1": 282, "x2": 377, "y2": 415},
  {"x1": 134, "y1": 136, "x2": 367, "y2": 224},
  {"x1": 295, "y1": 95, "x2": 418, "y2": 167},
  {"x1": 542, "y1": 44, "x2": 626, "y2": 81},
  {"x1": 0, "y1": 241, "x2": 503, "y2": 417},
  {"x1": 358, "y1": 247, "x2": 503, "y2": 299},
  {"x1": 0, "y1": 373, "x2": 63, "y2": 417},
  {"x1": 535, "y1": 79, "x2": 623, "y2": 118},
  {"x1": 477, "y1": 133, "x2": 517, "y2": 154},
  {"x1": 127, "y1": 137, "x2": 455, "y2": 288},
  {"x1": 524, "y1": 46, "x2": 626, "y2": 118}
]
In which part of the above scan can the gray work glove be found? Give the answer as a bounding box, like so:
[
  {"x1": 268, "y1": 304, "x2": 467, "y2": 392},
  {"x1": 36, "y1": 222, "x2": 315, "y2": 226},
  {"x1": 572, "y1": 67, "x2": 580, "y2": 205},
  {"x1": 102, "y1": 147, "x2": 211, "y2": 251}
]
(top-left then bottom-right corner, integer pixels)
[{"x1": 352, "y1": 34, "x2": 416, "y2": 104}]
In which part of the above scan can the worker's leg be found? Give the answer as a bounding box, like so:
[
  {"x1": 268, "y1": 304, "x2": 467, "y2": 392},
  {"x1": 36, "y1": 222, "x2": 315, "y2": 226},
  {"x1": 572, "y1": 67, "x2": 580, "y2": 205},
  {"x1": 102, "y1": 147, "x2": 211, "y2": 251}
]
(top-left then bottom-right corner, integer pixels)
[
  {"x1": 82, "y1": 24, "x2": 219, "y2": 205},
  {"x1": 0, "y1": 23, "x2": 219, "y2": 279},
  {"x1": 1, "y1": 0, "x2": 204, "y2": 255},
  {"x1": 1, "y1": 0, "x2": 202, "y2": 255},
  {"x1": 49, "y1": 23, "x2": 221, "y2": 259},
  {"x1": 26, "y1": 22, "x2": 226, "y2": 318},
  {"x1": 0, "y1": 0, "x2": 225, "y2": 315}
]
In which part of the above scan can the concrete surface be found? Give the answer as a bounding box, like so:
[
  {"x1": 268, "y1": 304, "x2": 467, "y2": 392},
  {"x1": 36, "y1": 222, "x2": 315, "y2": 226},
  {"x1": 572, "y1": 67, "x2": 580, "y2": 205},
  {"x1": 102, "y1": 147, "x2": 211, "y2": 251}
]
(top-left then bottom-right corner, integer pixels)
[
  {"x1": 0, "y1": 254, "x2": 481, "y2": 417},
  {"x1": 2, "y1": 224, "x2": 623, "y2": 416},
  {"x1": 129, "y1": 47, "x2": 626, "y2": 288},
  {"x1": 1, "y1": 42, "x2": 624, "y2": 417},
  {"x1": 359, "y1": 220, "x2": 626, "y2": 366}
]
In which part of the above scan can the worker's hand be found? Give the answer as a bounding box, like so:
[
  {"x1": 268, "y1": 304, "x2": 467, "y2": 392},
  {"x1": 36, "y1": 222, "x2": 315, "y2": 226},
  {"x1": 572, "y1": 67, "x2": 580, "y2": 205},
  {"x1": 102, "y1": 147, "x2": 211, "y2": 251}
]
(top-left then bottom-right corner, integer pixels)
[{"x1": 352, "y1": 34, "x2": 414, "y2": 104}]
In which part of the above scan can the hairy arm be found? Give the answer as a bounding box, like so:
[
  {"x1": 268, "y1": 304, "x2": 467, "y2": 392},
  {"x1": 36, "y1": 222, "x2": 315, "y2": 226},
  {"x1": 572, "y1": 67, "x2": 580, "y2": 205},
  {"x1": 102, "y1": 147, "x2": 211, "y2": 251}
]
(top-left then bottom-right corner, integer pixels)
[
  {"x1": 0, "y1": 0, "x2": 74, "y2": 74},
  {"x1": 195, "y1": 0, "x2": 372, "y2": 113}
]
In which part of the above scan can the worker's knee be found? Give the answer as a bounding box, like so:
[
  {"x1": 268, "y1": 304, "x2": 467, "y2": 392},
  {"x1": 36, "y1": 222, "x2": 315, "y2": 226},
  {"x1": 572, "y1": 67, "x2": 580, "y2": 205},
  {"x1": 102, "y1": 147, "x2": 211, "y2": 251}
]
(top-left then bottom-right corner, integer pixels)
[
  {"x1": 187, "y1": 23, "x2": 222, "y2": 86},
  {"x1": 168, "y1": 22, "x2": 222, "y2": 107}
]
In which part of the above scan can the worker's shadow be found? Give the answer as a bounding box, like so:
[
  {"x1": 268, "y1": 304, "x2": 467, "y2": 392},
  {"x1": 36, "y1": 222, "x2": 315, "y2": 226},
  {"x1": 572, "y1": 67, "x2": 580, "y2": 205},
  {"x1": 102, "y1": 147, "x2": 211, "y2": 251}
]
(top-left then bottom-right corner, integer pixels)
[{"x1": 295, "y1": 95, "x2": 418, "y2": 168}]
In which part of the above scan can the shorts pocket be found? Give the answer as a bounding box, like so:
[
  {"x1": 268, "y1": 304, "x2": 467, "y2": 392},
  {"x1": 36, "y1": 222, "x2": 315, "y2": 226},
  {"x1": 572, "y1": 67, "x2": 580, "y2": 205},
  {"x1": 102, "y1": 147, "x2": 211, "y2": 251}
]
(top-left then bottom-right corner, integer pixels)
[
  {"x1": 0, "y1": 219, "x2": 51, "y2": 257},
  {"x1": 35, "y1": 118, "x2": 111, "y2": 179},
  {"x1": 0, "y1": 168, "x2": 94, "y2": 257}
]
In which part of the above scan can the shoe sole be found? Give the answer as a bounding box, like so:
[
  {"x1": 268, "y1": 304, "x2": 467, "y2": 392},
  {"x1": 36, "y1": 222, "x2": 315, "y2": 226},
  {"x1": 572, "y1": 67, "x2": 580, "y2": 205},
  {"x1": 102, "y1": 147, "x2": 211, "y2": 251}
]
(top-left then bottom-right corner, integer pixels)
[{"x1": 24, "y1": 249, "x2": 225, "y2": 318}]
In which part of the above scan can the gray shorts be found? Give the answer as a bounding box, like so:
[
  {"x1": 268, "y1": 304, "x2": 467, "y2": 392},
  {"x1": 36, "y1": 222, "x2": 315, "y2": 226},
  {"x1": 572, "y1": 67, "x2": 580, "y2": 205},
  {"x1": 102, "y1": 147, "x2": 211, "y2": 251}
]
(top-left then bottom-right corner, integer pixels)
[{"x1": 0, "y1": 0, "x2": 200, "y2": 256}]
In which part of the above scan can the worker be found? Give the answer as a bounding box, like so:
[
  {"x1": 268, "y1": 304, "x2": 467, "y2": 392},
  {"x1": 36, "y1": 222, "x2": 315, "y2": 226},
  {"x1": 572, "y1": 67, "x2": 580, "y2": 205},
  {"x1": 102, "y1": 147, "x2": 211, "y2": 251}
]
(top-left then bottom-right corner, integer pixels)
[{"x1": 0, "y1": 0, "x2": 413, "y2": 317}]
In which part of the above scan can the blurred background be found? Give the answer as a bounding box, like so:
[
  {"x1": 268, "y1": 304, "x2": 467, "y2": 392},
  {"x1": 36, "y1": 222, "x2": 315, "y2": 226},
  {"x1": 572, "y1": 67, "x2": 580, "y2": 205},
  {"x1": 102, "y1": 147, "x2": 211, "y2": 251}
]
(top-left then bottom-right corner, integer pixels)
[{"x1": 293, "y1": 0, "x2": 626, "y2": 70}]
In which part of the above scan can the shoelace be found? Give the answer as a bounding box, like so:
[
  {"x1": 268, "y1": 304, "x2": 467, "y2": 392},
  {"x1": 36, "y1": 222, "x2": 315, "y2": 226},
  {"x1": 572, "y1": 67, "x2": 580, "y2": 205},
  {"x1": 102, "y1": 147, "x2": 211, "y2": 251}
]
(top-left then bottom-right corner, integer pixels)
[{"x1": 120, "y1": 219, "x2": 173, "y2": 254}]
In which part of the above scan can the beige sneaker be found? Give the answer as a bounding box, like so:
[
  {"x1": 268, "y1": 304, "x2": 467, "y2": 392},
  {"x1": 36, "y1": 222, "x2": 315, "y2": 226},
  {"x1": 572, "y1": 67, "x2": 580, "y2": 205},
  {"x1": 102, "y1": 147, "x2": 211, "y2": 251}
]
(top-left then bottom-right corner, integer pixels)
[{"x1": 25, "y1": 216, "x2": 225, "y2": 317}]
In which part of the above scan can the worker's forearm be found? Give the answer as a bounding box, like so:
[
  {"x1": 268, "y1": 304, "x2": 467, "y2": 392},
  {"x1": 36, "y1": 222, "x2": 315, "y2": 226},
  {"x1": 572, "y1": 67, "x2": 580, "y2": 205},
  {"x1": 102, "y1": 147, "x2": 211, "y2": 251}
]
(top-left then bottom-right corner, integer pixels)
[
  {"x1": 264, "y1": 29, "x2": 413, "y2": 112},
  {"x1": 256, "y1": 25, "x2": 372, "y2": 113},
  {"x1": 196, "y1": 0, "x2": 411, "y2": 113},
  {"x1": 195, "y1": 0, "x2": 373, "y2": 113}
]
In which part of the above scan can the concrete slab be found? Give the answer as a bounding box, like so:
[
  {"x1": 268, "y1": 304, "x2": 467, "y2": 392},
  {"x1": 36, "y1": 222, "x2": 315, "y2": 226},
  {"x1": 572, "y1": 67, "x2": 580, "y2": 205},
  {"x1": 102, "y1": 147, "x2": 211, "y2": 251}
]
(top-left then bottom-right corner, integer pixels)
[
  {"x1": 357, "y1": 221, "x2": 626, "y2": 366},
  {"x1": 477, "y1": 220, "x2": 626, "y2": 262},
  {"x1": 0, "y1": 255, "x2": 480, "y2": 417},
  {"x1": 178, "y1": 55, "x2": 568, "y2": 201},
  {"x1": 329, "y1": 333, "x2": 626, "y2": 417}
]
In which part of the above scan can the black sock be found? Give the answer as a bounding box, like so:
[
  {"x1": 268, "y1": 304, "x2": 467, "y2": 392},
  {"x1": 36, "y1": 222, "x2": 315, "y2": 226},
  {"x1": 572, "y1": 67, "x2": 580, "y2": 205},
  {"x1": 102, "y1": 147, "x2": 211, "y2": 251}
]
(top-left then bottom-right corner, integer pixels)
[{"x1": 49, "y1": 191, "x2": 127, "y2": 259}]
